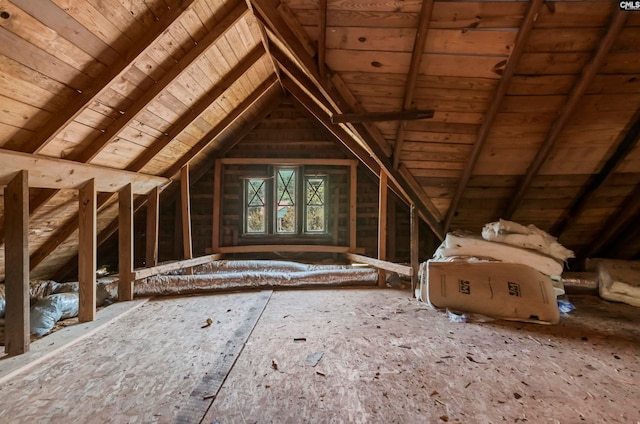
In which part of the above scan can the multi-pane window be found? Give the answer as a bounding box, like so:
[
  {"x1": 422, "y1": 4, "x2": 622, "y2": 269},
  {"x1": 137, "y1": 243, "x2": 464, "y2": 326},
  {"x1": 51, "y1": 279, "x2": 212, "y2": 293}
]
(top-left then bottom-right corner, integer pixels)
[
  {"x1": 246, "y1": 178, "x2": 266, "y2": 233},
  {"x1": 276, "y1": 168, "x2": 296, "y2": 233},
  {"x1": 244, "y1": 167, "x2": 328, "y2": 235},
  {"x1": 305, "y1": 176, "x2": 326, "y2": 232}
]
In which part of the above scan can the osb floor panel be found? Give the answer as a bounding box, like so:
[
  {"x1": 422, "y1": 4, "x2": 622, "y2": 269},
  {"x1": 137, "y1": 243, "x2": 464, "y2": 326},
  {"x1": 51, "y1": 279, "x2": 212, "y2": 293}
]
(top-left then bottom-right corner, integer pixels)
[{"x1": 0, "y1": 289, "x2": 639, "y2": 424}]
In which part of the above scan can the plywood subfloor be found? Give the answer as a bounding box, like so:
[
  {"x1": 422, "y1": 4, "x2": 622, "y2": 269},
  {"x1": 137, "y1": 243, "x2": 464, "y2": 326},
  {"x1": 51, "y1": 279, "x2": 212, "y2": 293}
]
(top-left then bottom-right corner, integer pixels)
[{"x1": 1, "y1": 289, "x2": 639, "y2": 423}]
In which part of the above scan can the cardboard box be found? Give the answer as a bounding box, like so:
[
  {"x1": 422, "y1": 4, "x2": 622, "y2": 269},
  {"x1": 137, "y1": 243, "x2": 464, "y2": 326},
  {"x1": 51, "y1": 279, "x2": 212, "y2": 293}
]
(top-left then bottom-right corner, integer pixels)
[{"x1": 424, "y1": 261, "x2": 560, "y2": 324}]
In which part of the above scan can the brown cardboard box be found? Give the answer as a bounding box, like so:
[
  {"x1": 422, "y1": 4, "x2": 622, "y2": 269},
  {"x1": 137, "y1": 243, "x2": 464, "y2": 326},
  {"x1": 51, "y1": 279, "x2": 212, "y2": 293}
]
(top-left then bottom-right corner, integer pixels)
[{"x1": 425, "y1": 261, "x2": 560, "y2": 324}]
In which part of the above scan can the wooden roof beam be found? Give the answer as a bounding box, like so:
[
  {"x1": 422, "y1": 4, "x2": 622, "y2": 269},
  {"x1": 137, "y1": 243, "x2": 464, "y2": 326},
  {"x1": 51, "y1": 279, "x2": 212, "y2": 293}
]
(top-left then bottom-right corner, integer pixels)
[
  {"x1": 392, "y1": 0, "x2": 435, "y2": 170},
  {"x1": 318, "y1": 0, "x2": 328, "y2": 82},
  {"x1": 504, "y1": 8, "x2": 628, "y2": 220},
  {"x1": 163, "y1": 76, "x2": 280, "y2": 178},
  {"x1": 585, "y1": 183, "x2": 640, "y2": 258},
  {"x1": 444, "y1": 0, "x2": 544, "y2": 232},
  {"x1": 126, "y1": 44, "x2": 266, "y2": 172},
  {"x1": 23, "y1": 0, "x2": 199, "y2": 155},
  {"x1": 0, "y1": 149, "x2": 167, "y2": 194},
  {"x1": 69, "y1": 2, "x2": 250, "y2": 164},
  {"x1": 244, "y1": 0, "x2": 283, "y2": 89},
  {"x1": 552, "y1": 109, "x2": 640, "y2": 236},
  {"x1": 283, "y1": 76, "x2": 444, "y2": 239},
  {"x1": 332, "y1": 110, "x2": 434, "y2": 124}
]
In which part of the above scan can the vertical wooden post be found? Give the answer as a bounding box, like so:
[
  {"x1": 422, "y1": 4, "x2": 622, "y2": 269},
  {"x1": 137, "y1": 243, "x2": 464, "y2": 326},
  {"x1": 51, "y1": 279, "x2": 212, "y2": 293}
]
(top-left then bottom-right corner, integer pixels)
[
  {"x1": 4, "y1": 170, "x2": 29, "y2": 355},
  {"x1": 378, "y1": 171, "x2": 388, "y2": 288},
  {"x1": 332, "y1": 186, "x2": 340, "y2": 260},
  {"x1": 212, "y1": 159, "x2": 222, "y2": 252},
  {"x1": 181, "y1": 165, "x2": 193, "y2": 275},
  {"x1": 349, "y1": 162, "x2": 357, "y2": 251},
  {"x1": 78, "y1": 179, "x2": 96, "y2": 322},
  {"x1": 410, "y1": 203, "x2": 419, "y2": 297},
  {"x1": 145, "y1": 186, "x2": 159, "y2": 268},
  {"x1": 118, "y1": 184, "x2": 134, "y2": 301},
  {"x1": 388, "y1": 196, "x2": 396, "y2": 262}
]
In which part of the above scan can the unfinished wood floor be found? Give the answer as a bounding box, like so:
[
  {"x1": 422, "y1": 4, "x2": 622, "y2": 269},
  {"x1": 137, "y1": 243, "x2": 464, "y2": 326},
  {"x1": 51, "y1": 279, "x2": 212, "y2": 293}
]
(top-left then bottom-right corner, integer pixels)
[{"x1": 0, "y1": 288, "x2": 639, "y2": 423}]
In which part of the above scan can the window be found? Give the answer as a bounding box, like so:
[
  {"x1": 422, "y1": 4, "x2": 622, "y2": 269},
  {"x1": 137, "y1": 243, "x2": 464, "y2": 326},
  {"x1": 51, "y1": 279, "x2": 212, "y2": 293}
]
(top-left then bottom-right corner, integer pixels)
[
  {"x1": 305, "y1": 176, "x2": 326, "y2": 232},
  {"x1": 243, "y1": 167, "x2": 329, "y2": 235},
  {"x1": 275, "y1": 168, "x2": 296, "y2": 233},
  {"x1": 245, "y1": 178, "x2": 266, "y2": 233}
]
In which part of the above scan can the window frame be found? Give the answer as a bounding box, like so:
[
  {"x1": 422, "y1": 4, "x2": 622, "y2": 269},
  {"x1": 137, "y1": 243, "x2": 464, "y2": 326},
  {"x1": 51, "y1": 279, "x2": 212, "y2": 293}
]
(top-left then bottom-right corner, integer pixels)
[
  {"x1": 304, "y1": 174, "x2": 328, "y2": 234},
  {"x1": 244, "y1": 177, "x2": 269, "y2": 235}
]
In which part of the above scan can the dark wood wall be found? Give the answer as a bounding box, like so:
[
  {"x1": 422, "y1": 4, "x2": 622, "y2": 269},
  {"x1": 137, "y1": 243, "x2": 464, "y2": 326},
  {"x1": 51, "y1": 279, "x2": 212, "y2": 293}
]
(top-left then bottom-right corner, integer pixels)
[{"x1": 154, "y1": 99, "x2": 438, "y2": 264}]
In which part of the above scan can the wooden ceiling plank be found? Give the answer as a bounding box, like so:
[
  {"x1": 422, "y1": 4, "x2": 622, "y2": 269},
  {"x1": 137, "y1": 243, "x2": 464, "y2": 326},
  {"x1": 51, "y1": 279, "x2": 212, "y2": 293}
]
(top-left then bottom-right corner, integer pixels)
[
  {"x1": 244, "y1": 0, "x2": 283, "y2": 87},
  {"x1": 585, "y1": 183, "x2": 640, "y2": 258},
  {"x1": 504, "y1": 8, "x2": 628, "y2": 220},
  {"x1": 69, "y1": 2, "x2": 249, "y2": 164},
  {"x1": 163, "y1": 76, "x2": 279, "y2": 178},
  {"x1": 392, "y1": 0, "x2": 435, "y2": 170},
  {"x1": 443, "y1": 0, "x2": 545, "y2": 232},
  {"x1": 24, "y1": 0, "x2": 198, "y2": 155},
  {"x1": 0, "y1": 149, "x2": 168, "y2": 194},
  {"x1": 126, "y1": 45, "x2": 265, "y2": 172},
  {"x1": 331, "y1": 110, "x2": 434, "y2": 124},
  {"x1": 552, "y1": 110, "x2": 640, "y2": 236}
]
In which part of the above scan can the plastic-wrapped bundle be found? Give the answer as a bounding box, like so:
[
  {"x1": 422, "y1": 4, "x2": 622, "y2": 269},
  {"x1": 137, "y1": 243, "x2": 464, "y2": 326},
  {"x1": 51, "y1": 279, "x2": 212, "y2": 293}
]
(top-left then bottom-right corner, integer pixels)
[{"x1": 30, "y1": 293, "x2": 79, "y2": 337}]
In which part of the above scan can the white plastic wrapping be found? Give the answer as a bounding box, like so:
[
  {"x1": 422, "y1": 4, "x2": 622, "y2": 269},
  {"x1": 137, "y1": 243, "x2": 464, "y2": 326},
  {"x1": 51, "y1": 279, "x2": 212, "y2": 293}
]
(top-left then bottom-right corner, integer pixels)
[{"x1": 30, "y1": 292, "x2": 79, "y2": 337}]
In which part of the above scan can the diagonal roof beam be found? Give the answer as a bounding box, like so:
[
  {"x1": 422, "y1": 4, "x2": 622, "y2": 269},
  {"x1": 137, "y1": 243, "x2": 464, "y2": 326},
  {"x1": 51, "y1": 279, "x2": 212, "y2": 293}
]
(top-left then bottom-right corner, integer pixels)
[
  {"x1": 585, "y1": 183, "x2": 640, "y2": 258},
  {"x1": 244, "y1": 0, "x2": 283, "y2": 88},
  {"x1": 69, "y1": 2, "x2": 249, "y2": 164},
  {"x1": 126, "y1": 44, "x2": 265, "y2": 172},
  {"x1": 318, "y1": 0, "x2": 328, "y2": 81},
  {"x1": 51, "y1": 84, "x2": 283, "y2": 282},
  {"x1": 163, "y1": 76, "x2": 279, "y2": 178},
  {"x1": 504, "y1": 8, "x2": 628, "y2": 220},
  {"x1": 552, "y1": 109, "x2": 640, "y2": 236},
  {"x1": 24, "y1": 0, "x2": 199, "y2": 155},
  {"x1": 443, "y1": 0, "x2": 544, "y2": 232},
  {"x1": 392, "y1": 0, "x2": 434, "y2": 170},
  {"x1": 32, "y1": 78, "x2": 278, "y2": 277}
]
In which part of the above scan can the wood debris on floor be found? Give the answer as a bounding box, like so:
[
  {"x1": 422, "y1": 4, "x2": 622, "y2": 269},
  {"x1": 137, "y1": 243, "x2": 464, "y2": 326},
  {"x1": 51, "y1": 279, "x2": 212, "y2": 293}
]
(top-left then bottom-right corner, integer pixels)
[{"x1": 0, "y1": 289, "x2": 638, "y2": 423}]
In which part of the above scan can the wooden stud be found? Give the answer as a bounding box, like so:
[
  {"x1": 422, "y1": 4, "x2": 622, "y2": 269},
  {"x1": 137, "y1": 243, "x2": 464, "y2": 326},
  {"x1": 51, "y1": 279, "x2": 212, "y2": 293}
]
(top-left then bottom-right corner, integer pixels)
[
  {"x1": 218, "y1": 245, "x2": 351, "y2": 254},
  {"x1": 118, "y1": 184, "x2": 134, "y2": 302},
  {"x1": 392, "y1": 0, "x2": 435, "y2": 170},
  {"x1": 78, "y1": 179, "x2": 96, "y2": 322},
  {"x1": 443, "y1": 0, "x2": 544, "y2": 231},
  {"x1": 505, "y1": 8, "x2": 628, "y2": 219},
  {"x1": 378, "y1": 171, "x2": 388, "y2": 288},
  {"x1": 212, "y1": 160, "x2": 222, "y2": 253},
  {"x1": 4, "y1": 170, "x2": 29, "y2": 356},
  {"x1": 145, "y1": 186, "x2": 159, "y2": 268},
  {"x1": 220, "y1": 158, "x2": 355, "y2": 166},
  {"x1": 387, "y1": 196, "x2": 396, "y2": 262},
  {"x1": 181, "y1": 165, "x2": 193, "y2": 273},
  {"x1": 410, "y1": 204, "x2": 419, "y2": 297},
  {"x1": 345, "y1": 253, "x2": 412, "y2": 277},
  {"x1": 350, "y1": 162, "x2": 358, "y2": 251},
  {"x1": 133, "y1": 254, "x2": 223, "y2": 281}
]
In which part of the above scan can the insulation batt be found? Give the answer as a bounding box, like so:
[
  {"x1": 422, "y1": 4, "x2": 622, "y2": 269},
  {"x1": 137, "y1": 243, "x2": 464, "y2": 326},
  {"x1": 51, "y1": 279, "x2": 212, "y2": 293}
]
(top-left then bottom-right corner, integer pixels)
[
  {"x1": 434, "y1": 231, "x2": 564, "y2": 277},
  {"x1": 482, "y1": 219, "x2": 574, "y2": 262}
]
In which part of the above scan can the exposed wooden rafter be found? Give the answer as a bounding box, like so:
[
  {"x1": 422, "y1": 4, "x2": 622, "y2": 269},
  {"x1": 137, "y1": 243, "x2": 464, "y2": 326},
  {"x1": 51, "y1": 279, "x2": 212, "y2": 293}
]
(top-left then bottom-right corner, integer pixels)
[
  {"x1": 23, "y1": 0, "x2": 198, "y2": 155},
  {"x1": 0, "y1": 149, "x2": 168, "y2": 193},
  {"x1": 504, "y1": 8, "x2": 628, "y2": 220},
  {"x1": 68, "y1": 2, "x2": 250, "y2": 164},
  {"x1": 392, "y1": 0, "x2": 434, "y2": 170},
  {"x1": 331, "y1": 110, "x2": 434, "y2": 124},
  {"x1": 552, "y1": 110, "x2": 640, "y2": 236},
  {"x1": 585, "y1": 183, "x2": 640, "y2": 258},
  {"x1": 443, "y1": 0, "x2": 544, "y2": 232}
]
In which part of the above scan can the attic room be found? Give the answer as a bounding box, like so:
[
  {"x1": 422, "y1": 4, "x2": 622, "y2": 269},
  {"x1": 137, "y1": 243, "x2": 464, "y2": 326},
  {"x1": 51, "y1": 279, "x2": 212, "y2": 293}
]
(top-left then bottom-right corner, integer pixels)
[{"x1": 0, "y1": 0, "x2": 639, "y2": 421}]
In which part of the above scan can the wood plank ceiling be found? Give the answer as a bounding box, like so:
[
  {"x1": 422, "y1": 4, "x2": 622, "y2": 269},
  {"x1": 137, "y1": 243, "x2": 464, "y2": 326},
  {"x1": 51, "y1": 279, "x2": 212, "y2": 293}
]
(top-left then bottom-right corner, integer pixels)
[{"x1": 0, "y1": 0, "x2": 639, "y2": 282}]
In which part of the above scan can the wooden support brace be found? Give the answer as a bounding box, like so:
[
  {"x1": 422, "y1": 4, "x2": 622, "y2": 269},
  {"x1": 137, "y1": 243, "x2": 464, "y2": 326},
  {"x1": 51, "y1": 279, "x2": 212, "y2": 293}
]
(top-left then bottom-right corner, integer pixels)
[
  {"x1": 345, "y1": 253, "x2": 412, "y2": 277},
  {"x1": 212, "y1": 159, "x2": 222, "y2": 253},
  {"x1": 78, "y1": 179, "x2": 96, "y2": 322},
  {"x1": 118, "y1": 184, "x2": 134, "y2": 301},
  {"x1": 181, "y1": 165, "x2": 193, "y2": 262},
  {"x1": 378, "y1": 171, "x2": 388, "y2": 288},
  {"x1": 145, "y1": 186, "x2": 160, "y2": 268},
  {"x1": 4, "y1": 170, "x2": 29, "y2": 356},
  {"x1": 349, "y1": 162, "x2": 358, "y2": 251},
  {"x1": 410, "y1": 203, "x2": 419, "y2": 297}
]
